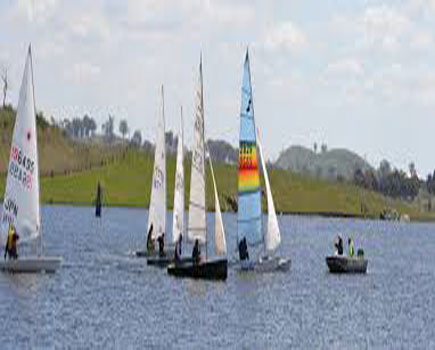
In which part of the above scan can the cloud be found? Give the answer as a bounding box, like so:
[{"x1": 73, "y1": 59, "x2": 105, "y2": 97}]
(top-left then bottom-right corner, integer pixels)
[
  {"x1": 410, "y1": 31, "x2": 433, "y2": 50},
  {"x1": 10, "y1": 0, "x2": 60, "y2": 25},
  {"x1": 64, "y1": 62, "x2": 101, "y2": 84},
  {"x1": 69, "y1": 12, "x2": 111, "y2": 42},
  {"x1": 263, "y1": 22, "x2": 306, "y2": 52},
  {"x1": 326, "y1": 58, "x2": 364, "y2": 77},
  {"x1": 362, "y1": 5, "x2": 411, "y2": 52}
]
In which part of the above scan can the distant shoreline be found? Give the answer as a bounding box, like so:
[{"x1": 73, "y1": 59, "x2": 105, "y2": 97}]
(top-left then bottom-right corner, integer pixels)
[{"x1": 25, "y1": 200, "x2": 433, "y2": 222}]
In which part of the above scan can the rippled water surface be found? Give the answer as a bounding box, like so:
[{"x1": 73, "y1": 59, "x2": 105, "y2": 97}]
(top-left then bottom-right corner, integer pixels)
[{"x1": 1, "y1": 206, "x2": 435, "y2": 349}]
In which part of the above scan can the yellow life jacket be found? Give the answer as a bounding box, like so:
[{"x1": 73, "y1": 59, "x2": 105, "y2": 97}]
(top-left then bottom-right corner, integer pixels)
[{"x1": 7, "y1": 232, "x2": 14, "y2": 248}]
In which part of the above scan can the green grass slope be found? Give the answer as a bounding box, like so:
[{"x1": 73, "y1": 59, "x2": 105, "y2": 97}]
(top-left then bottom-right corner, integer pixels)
[
  {"x1": 0, "y1": 148, "x2": 428, "y2": 220},
  {"x1": 0, "y1": 106, "x2": 120, "y2": 176}
]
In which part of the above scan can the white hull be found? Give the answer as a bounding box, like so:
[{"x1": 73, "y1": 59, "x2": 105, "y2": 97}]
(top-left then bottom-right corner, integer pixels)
[
  {"x1": 0, "y1": 256, "x2": 62, "y2": 273},
  {"x1": 240, "y1": 256, "x2": 290, "y2": 273}
]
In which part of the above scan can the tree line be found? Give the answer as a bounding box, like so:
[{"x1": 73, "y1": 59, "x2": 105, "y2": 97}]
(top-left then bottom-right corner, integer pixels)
[{"x1": 353, "y1": 160, "x2": 421, "y2": 200}]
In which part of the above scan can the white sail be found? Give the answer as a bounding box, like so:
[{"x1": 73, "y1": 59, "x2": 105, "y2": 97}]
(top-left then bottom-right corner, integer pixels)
[
  {"x1": 172, "y1": 108, "x2": 184, "y2": 244},
  {"x1": 208, "y1": 153, "x2": 227, "y2": 255},
  {"x1": 187, "y1": 59, "x2": 206, "y2": 244},
  {"x1": 1, "y1": 47, "x2": 40, "y2": 244},
  {"x1": 147, "y1": 86, "x2": 166, "y2": 240},
  {"x1": 257, "y1": 128, "x2": 281, "y2": 252}
]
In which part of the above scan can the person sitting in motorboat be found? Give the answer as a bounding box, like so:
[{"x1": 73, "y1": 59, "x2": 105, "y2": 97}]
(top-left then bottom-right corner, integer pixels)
[
  {"x1": 238, "y1": 237, "x2": 249, "y2": 261},
  {"x1": 146, "y1": 224, "x2": 155, "y2": 252},
  {"x1": 348, "y1": 237, "x2": 355, "y2": 257},
  {"x1": 174, "y1": 234, "x2": 182, "y2": 262},
  {"x1": 157, "y1": 233, "x2": 165, "y2": 257},
  {"x1": 192, "y1": 239, "x2": 201, "y2": 264},
  {"x1": 4, "y1": 225, "x2": 19, "y2": 260},
  {"x1": 334, "y1": 235, "x2": 343, "y2": 256}
]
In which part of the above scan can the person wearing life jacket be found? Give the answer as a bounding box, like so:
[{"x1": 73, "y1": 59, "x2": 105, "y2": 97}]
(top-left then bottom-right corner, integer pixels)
[
  {"x1": 4, "y1": 225, "x2": 19, "y2": 260},
  {"x1": 157, "y1": 233, "x2": 165, "y2": 257},
  {"x1": 174, "y1": 234, "x2": 182, "y2": 262},
  {"x1": 238, "y1": 237, "x2": 249, "y2": 261},
  {"x1": 192, "y1": 239, "x2": 201, "y2": 264},
  {"x1": 348, "y1": 237, "x2": 355, "y2": 257},
  {"x1": 334, "y1": 235, "x2": 343, "y2": 256},
  {"x1": 146, "y1": 224, "x2": 155, "y2": 252}
]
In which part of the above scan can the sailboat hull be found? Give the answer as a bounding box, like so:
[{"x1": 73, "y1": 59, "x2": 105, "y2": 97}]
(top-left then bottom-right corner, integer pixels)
[
  {"x1": 240, "y1": 256, "x2": 291, "y2": 273},
  {"x1": 147, "y1": 256, "x2": 193, "y2": 268},
  {"x1": 326, "y1": 256, "x2": 368, "y2": 273},
  {"x1": 0, "y1": 256, "x2": 62, "y2": 273},
  {"x1": 167, "y1": 258, "x2": 227, "y2": 280},
  {"x1": 135, "y1": 244, "x2": 175, "y2": 258}
]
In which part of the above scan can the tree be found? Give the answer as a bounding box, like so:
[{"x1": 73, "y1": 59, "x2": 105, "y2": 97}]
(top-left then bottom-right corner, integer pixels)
[
  {"x1": 131, "y1": 130, "x2": 142, "y2": 147},
  {"x1": 119, "y1": 119, "x2": 129, "y2": 140},
  {"x1": 409, "y1": 162, "x2": 417, "y2": 178},
  {"x1": 313, "y1": 142, "x2": 317, "y2": 153},
  {"x1": 353, "y1": 168, "x2": 365, "y2": 188},
  {"x1": 72, "y1": 117, "x2": 82, "y2": 138},
  {"x1": 102, "y1": 115, "x2": 115, "y2": 142},
  {"x1": 82, "y1": 114, "x2": 91, "y2": 138},
  {"x1": 1, "y1": 66, "x2": 8, "y2": 108}
]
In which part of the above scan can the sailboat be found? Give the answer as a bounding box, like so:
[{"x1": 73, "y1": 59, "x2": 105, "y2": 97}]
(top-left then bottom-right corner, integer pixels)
[
  {"x1": 237, "y1": 50, "x2": 290, "y2": 273},
  {"x1": 167, "y1": 57, "x2": 227, "y2": 280},
  {"x1": 0, "y1": 46, "x2": 62, "y2": 273},
  {"x1": 136, "y1": 86, "x2": 172, "y2": 258},
  {"x1": 147, "y1": 108, "x2": 192, "y2": 267}
]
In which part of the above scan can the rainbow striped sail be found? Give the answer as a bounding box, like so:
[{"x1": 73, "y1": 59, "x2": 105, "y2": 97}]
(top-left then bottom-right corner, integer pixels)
[{"x1": 237, "y1": 50, "x2": 262, "y2": 246}]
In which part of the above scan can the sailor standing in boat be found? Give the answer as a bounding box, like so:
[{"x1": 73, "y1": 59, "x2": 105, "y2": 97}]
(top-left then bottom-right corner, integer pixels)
[
  {"x1": 157, "y1": 233, "x2": 165, "y2": 257},
  {"x1": 147, "y1": 224, "x2": 155, "y2": 252},
  {"x1": 4, "y1": 225, "x2": 19, "y2": 260},
  {"x1": 238, "y1": 237, "x2": 249, "y2": 261},
  {"x1": 174, "y1": 234, "x2": 182, "y2": 261},
  {"x1": 348, "y1": 237, "x2": 355, "y2": 257},
  {"x1": 192, "y1": 239, "x2": 201, "y2": 263},
  {"x1": 334, "y1": 235, "x2": 343, "y2": 256}
]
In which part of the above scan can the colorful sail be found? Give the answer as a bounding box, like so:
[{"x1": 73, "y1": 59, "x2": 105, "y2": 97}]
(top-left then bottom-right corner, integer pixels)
[
  {"x1": 208, "y1": 153, "x2": 227, "y2": 255},
  {"x1": 257, "y1": 128, "x2": 281, "y2": 252},
  {"x1": 172, "y1": 108, "x2": 184, "y2": 244},
  {"x1": 187, "y1": 58, "x2": 206, "y2": 244},
  {"x1": 1, "y1": 46, "x2": 40, "y2": 244},
  {"x1": 237, "y1": 50, "x2": 262, "y2": 246},
  {"x1": 147, "y1": 86, "x2": 166, "y2": 240}
]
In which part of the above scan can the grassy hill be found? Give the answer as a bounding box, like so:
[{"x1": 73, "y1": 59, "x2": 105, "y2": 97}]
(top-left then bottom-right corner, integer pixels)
[
  {"x1": 1, "y1": 148, "x2": 429, "y2": 220},
  {"x1": 0, "y1": 106, "x2": 121, "y2": 176},
  {"x1": 1, "y1": 106, "x2": 431, "y2": 221},
  {"x1": 276, "y1": 145, "x2": 372, "y2": 180}
]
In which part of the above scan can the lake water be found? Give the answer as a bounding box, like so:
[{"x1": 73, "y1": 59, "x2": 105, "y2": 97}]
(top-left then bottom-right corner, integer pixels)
[{"x1": 0, "y1": 206, "x2": 434, "y2": 349}]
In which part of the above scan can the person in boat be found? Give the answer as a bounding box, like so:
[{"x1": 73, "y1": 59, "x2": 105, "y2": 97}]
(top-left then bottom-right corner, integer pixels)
[
  {"x1": 238, "y1": 237, "x2": 249, "y2": 261},
  {"x1": 348, "y1": 237, "x2": 355, "y2": 257},
  {"x1": 4, "y1": 225, "x2": 19, "y2": 260},
  {"x1": 192, "y1": 239, "x2": 201, "y2": 264},
  {"x1": 146, "y1": 224, "x2": 155, "y2": 252},
  {"x1": 334, "y1": 235, "x2": 343, "y2": 256},
  {"x1": 174, "y1": 234, "x2": 182, "y2": 262},
  {"x1": 157, "y1": 233, "x2": 165, "y2": 257}
]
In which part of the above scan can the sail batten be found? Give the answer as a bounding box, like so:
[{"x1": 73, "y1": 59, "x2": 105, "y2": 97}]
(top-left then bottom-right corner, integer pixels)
[
  {"x1": 237, "y1": 50, "x2": 262, "y2": 246},
  {"x1": 172, "y1": 108, "x2": 185, "y2": 243},
  {"x1": 257, "y1": 129, "x2": 281, "y2": 252},
  {"x1": 147, "y1": 86, "x2": 167, "y2": 240},
  {"x1": 1, "y1": 47, "x2": 40, "y2": 244},
  {"x1": 187, "y1": 59, "x2": 206, "y2": 244},
  {"x1": 208, "y1": 152, "x2": 227, "y2": 256}
]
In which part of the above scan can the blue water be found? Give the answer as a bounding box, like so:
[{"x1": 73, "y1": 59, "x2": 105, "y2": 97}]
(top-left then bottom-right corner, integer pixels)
[{"x1": 0, "y1": 206, "x2": 434, "y2": 349}]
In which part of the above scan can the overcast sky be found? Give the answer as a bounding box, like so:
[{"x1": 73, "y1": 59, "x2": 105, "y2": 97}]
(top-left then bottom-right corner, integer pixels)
[{"x1": 1, "y1": 0, "x2": 435, "y2": 176}]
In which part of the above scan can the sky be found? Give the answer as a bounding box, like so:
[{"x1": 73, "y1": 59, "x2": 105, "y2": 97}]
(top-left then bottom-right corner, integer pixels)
[{"x1": 1, "y1": 0, "x2": 435, "y2": 176}]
